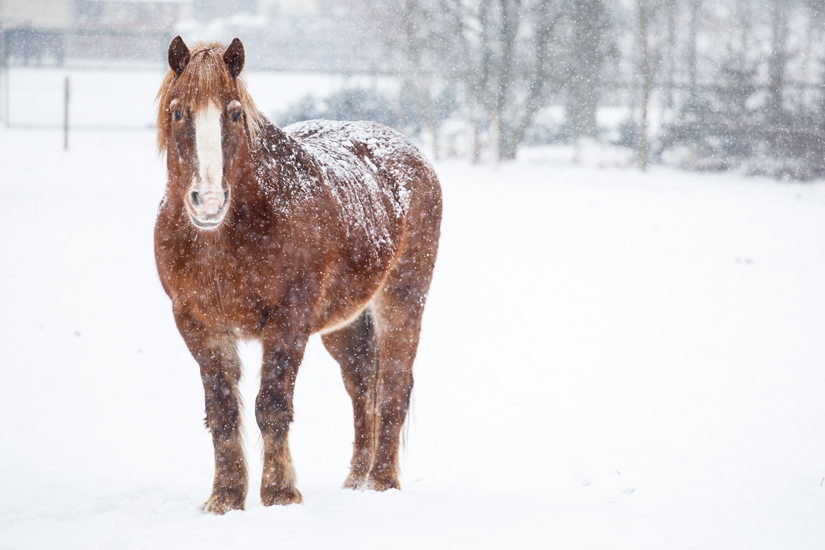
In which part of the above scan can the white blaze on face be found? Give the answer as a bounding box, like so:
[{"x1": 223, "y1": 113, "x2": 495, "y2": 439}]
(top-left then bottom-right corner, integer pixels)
[{"x1": 190, "y1": 102, "x2": 225, "y2": 221}]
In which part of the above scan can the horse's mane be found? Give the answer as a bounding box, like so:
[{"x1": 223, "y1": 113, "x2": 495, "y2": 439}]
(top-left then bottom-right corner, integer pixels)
[{"x1": 155, "y1": 41, "x2": 263, "y2": 155}]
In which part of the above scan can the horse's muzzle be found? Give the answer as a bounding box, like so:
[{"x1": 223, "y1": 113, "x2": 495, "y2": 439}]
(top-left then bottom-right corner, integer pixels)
[{"x1": 187, "y1": 188, "x2": 230, "y2": 230}]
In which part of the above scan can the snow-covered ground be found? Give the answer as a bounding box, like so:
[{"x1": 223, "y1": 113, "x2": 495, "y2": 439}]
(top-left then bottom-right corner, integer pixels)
[{"x1": 2, "y1": 71, "x2": 825, "y2": 549}]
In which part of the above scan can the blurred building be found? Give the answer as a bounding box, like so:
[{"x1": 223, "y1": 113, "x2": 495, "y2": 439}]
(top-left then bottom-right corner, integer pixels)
[
  {"x1": 1, "y1": 0, "x2": 193, "y2": 65},
  {"x1": 76, "y1": 0, "x2": 193, "y2": 31},
  {"x1": 193, "y1": 0, "x2": 252, "y2": 20},
  {"x1": 256, "y1": 0, "x2": 317, "y2": 17},
  {"x1": 1, "y1": 0, "x2": 73, "y2": 65},
  {"x1": 1, "y1": 0, "x2": 75, "y2": 29},
  {"x1": 1, "y1": 0, "x2": 375, "y2": 71}
]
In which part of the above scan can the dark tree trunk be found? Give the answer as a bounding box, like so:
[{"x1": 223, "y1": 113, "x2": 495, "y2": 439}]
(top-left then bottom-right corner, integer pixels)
[
  {"x1": 566, "y1": 0, "x2": 606, "y2": 139},
  {"x1": 638, "y1": 0, "x2": 654, "y2": 171},
  {"x1": 767, "y1": 0, "x2": 787, "y2": 121}
]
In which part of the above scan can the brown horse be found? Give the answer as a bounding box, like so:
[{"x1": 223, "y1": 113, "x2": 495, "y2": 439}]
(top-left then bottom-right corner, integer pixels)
[{"x1": 154, "y1": 37, "x2": 441, "y2": 514}]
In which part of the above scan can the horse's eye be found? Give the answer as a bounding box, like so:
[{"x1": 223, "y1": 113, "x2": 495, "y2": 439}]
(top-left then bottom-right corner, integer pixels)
[
  {"x1": 232, "y1": 111, "x2": 242, "y2": 123},
  {"x1": 172, "y1": 109, "x2": 181, "y2": 121}
]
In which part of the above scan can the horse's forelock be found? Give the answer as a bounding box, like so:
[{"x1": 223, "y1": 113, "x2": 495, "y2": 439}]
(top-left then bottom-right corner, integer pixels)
[{"x1": 156, "y1": 42, "x2": 262, "y2": 156}]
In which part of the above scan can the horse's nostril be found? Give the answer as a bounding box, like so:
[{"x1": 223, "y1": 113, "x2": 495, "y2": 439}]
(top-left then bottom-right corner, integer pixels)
[
  {"x1": 224, "y1": 189, "x2": 229, "y2": 202},
  {"x1": 190, "y1": 191, "x2": 200, "y2": 206}
]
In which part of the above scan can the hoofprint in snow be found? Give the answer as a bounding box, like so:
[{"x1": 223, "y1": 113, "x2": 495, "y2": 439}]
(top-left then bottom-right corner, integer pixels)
[{"x1": 2, "y1": 126, "x2": 825, "y2": 547}]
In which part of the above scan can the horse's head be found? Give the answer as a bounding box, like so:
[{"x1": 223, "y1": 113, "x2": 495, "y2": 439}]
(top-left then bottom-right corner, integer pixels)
[{"x1": 157, "y1": 37, "x2": 261, "y2": 231}]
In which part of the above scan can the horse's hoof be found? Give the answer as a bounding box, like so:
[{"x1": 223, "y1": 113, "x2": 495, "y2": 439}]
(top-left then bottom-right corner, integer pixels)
[
  {"x1": 365, "y1": 474, "x2": 400, "y2": 492},
  {"x1": 342, "y1": 472, "x2": 368, "y2": 490},
  {"x1": 261, "y1": 486, "x2": 303, "y2": 506},
  {"x1": 203, "y1": 490, "x2": 245, "y2": 514}
]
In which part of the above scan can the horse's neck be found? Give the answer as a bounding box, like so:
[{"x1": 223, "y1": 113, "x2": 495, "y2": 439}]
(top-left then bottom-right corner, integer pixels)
[
  {"x1": 254, "y1": 121, "x2": 295, "y2": 176},
  {"x1": 253, "y1": 121, "x2": 317, "y2": 201},
  {"x1": 258, "y1": 119, "x2": 297, "y2": 158}
]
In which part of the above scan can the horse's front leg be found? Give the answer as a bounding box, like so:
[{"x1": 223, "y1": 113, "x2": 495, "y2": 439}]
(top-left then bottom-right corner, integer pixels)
[
  {"x1": 256, "y1": 325, "x2": 308, "y2": 506},
  {"x1": 175, "y1": 311, "x2": 247, "y2": 514}
]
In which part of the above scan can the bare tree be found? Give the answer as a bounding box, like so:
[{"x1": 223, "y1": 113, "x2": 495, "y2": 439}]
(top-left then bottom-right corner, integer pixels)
[
  {"x1": 637, "y1": 0, "x2": 657, "y2": 170},
  {"x1": 399, "y1": 0, "x2": 442, "y2": 158},
  {"x1": 346, "y1": 0, "x2": 825, "y2": 177},
  {"x1": 687, "y1": 0, "x2": 701, "y2": 107},
  {"x1": 767, "y1": 0, "x2": 788, "y2": 120},
  {"x1": 566, "y1": 0, "x2": 608, "y2": 140},
  {"x1": 440, "y1": 0, "x2": 563, "y2": 160}
]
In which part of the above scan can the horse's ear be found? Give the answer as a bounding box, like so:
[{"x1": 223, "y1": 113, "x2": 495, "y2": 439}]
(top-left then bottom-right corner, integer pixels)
[
  {"x1": 223, "y1": 38, "x2": 245, "y2": 79},
  {"x1": 168, "y1": 36, "x2": 190, "y2": 76}
]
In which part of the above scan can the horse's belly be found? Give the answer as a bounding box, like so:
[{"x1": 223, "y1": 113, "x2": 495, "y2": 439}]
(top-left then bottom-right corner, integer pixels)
[
  {"x1": 315, "y1": 300, "x2": 373, "y2": 335},
  {"x1": 312, "y1": 244, "x2": 397, "y2": 335}
]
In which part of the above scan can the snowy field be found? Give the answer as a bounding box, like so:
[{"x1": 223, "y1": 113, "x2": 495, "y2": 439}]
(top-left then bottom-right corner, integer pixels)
[{"x1": 2, "y1": 71, "x2": 825, "y2": 549}]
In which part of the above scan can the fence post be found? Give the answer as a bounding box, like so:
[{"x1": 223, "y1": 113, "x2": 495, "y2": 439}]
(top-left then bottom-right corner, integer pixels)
[
  {"x1": 63, "y1": 76, "x2": 70, "y2": 150},
  {"x1": 0, "y1": 19, "x2": 7, "y2": 128}
]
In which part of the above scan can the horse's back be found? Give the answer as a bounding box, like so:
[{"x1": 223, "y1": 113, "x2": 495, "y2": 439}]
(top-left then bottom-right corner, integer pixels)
[
  {"x1": 285, "y1": 119, "x2": 442, "y2": 326},
  {"x1": 283, "y1": 119, "x2": 440, "y2": 224}
]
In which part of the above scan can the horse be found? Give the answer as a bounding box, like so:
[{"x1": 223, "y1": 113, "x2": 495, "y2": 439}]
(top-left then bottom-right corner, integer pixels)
[{"x1": 154, "y1": 36, "x2": 442, "y2": 514}]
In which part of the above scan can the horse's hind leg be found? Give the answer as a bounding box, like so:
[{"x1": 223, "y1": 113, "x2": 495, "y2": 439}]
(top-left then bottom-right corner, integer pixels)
[
  {"x1": 321, "y1": 310, "x2": 379, "y2": 489},
  {"x1": 364, "y1": 284, "x2": 424, "y2": 491},
  {"x1": 362, "y1": 169, "x2": 440, "y2": 491}
]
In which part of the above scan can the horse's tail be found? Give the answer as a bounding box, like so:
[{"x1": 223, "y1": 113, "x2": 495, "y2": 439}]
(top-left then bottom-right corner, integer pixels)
[{"x1": 363, "y1": 307, "x2": 381, "y2": 469}]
